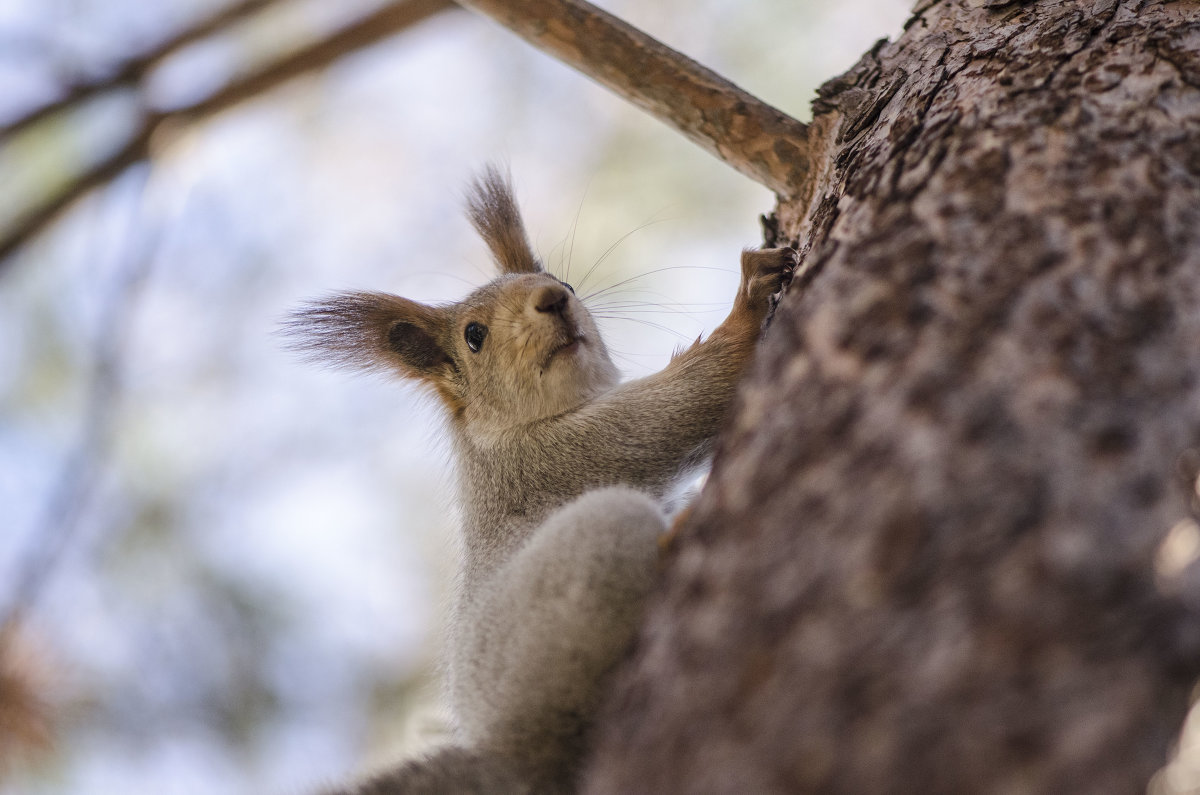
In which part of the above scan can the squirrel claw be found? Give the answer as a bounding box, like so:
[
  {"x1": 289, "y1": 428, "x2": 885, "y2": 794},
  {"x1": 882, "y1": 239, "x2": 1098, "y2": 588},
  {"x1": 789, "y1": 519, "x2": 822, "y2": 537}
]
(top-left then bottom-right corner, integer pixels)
[{"x1": 740, "y1": 246, "x2": 798, "y2": 311}]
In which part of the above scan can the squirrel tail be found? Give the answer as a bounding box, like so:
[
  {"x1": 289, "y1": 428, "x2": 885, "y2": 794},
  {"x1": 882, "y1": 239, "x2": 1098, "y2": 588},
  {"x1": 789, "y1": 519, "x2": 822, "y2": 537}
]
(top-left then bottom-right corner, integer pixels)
[{"x1": 328, "y1": 745, "x2": 532, "y2": 795}]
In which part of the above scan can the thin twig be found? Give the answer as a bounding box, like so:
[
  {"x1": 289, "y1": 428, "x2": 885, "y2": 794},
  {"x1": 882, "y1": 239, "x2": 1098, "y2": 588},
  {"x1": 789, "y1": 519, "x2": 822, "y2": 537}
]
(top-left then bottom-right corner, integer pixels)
[
  {"x1": 453, "y1": 0, "x2": 810, "y2": 197},
  {"x1": 1, "y1": 0, "x2": 283, "y2": 137},
  {"x1": 178, "y1": 0, "x2": 456, "y2": 122},
  {"x1": 0, "y1": 171, "x2": 158, "y2": 633},
  {"x1": 0, "y1": 0, "x2": 456, "y2": 271},
  {"x1": 0, "y1": 126, "x2": 156, "y2": 265}
]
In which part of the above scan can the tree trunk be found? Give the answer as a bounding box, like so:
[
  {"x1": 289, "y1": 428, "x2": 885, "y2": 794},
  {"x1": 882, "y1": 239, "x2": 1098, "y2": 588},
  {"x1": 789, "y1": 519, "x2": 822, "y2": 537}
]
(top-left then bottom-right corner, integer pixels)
[{"x1": 582, "y1": 1, "x2": 1200, "y2": 792}]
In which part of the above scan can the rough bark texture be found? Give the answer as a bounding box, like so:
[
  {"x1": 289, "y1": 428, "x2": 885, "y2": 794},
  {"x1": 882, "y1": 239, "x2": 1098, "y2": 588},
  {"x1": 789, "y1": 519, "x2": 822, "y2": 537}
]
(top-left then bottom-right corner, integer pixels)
[{"x1": 583, "y1": 1, "x2": 1200, "y2": 792}]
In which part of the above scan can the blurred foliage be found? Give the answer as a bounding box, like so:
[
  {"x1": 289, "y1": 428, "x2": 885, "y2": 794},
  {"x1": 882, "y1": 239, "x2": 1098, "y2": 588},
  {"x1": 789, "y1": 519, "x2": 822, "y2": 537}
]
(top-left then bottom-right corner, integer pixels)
[{"x1": 0, "y1": 0, "x2": 910, "y2": 792}]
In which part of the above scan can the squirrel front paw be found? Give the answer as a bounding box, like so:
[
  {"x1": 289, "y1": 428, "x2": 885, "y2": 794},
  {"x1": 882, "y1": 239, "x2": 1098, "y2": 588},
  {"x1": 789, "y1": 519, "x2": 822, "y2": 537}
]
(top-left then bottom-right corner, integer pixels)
[{"x1": 736, "y1": 246, "x2": 797, "y2": 320}]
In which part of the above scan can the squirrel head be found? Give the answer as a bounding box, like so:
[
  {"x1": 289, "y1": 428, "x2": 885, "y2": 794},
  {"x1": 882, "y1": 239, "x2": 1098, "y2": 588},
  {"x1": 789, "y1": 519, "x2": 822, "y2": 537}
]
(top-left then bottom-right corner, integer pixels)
[{"x1": 286, "y1": 167, "x2": 620, "y2": 430}]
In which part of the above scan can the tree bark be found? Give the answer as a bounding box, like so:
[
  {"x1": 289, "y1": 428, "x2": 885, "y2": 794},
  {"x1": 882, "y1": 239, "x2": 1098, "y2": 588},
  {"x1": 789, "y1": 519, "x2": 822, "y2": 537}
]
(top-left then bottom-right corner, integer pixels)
[{"x1": 583, "y1": 1, "x2": 1200, "y2": 792}]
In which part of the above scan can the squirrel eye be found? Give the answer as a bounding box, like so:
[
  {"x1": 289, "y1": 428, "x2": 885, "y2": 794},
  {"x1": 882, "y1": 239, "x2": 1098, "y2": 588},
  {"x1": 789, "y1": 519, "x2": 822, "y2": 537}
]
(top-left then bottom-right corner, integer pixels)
[
  {"x1": 464, "y1": 322, "x2": 488, "y2": 353},
  {"x1": 561, "y1": 281, "x2": 575, "y2": 294}
]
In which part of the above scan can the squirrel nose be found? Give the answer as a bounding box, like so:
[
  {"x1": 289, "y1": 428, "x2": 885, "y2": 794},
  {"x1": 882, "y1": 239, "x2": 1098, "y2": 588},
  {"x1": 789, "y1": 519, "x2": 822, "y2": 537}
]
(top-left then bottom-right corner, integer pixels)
[{"x1": 534, "y1": 284, "x2": 569, "y2": 315}]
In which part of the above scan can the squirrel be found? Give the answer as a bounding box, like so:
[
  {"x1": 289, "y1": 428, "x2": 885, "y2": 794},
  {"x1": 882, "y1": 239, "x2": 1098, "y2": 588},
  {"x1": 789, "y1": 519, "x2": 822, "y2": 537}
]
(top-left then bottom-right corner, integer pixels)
[{"x1": 287, "y1": 167, "x2": 795, "y2": 794}]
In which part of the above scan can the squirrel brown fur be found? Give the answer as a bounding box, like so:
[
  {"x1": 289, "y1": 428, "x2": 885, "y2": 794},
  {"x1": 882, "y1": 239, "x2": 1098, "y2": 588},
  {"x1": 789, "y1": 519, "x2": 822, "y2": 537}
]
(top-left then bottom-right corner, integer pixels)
[{"x1": 287, "y1": 167, "x2": 795, "y2": 794}]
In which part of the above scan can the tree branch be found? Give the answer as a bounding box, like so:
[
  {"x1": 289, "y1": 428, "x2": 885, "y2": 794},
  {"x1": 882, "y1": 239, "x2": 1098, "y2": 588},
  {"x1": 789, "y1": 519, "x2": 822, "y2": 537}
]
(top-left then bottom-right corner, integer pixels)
[
  {"x1": 0, "y1": 129, "x2": 155, "y2": 265},
  {"x1": 1, "y1": 0, "x2": 802, "y2": 267},
  {"x1": 0, "y1": 0, "x2": 455, "y2": 270},
  {"x1": 453, "y1": 0, "x2": 810, "y2": 198},
  {"x1": 176, "y1": 0, "x2": 456, "y2": 122},
  {"x1": 0, "y1": 0, "x2": 284, "y2": 138},
  {"x1": 0, "y1": 170, "x2": 158, "y2": 636}
]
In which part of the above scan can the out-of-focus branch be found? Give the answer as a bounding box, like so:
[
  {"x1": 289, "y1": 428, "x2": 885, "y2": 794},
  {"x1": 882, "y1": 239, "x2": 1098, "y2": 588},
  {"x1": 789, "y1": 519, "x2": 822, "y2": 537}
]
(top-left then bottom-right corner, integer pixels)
[
  {"x1": 0, "y1": 174, "x2": 160, "y2": 771},
  {"x1": 178, "y1": 0, "x2": 455, "y2": 122},
  {"x1": 0, "y1": 0, "x2": 455, "y2": 270},
  {"x1": 1, "y1": 0, "x2": 801, "y2": 267},
  {"x1": 453, "y1": 0, "x2": 810, "y2": 198},
  {"x1": 0, "y1": 171, "x2": 157, "y2": 636},
  {"x1": 1, "y1": 0, "x2": 283, "y2": 138},
  {"x1": 0, "y1": 129, "x2": 156, "y2": 265}
]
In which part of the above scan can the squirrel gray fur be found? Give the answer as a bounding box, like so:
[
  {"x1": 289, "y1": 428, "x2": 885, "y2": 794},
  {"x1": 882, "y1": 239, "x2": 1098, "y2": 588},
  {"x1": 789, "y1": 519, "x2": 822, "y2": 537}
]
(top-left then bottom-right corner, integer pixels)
[{"x1": 287, "y1": 167, "x2": 795, "y2": 794}]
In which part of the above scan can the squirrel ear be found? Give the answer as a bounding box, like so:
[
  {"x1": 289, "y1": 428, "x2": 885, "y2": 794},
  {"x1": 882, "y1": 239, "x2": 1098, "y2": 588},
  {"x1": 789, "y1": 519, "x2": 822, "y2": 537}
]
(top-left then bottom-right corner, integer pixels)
[
  {"x1": 283, "y1": 292, "x2": 455, "y2": 381},
  {"x1": 465, "y1": 165, "x2": 542, "y2": 275}
]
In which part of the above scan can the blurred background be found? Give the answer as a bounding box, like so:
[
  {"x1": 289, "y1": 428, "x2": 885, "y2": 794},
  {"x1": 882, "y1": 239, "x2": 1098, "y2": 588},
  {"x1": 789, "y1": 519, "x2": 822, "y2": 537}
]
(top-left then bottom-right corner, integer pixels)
[{"x1": 0, "y1": 1, "x2": 913, "y2": 792}]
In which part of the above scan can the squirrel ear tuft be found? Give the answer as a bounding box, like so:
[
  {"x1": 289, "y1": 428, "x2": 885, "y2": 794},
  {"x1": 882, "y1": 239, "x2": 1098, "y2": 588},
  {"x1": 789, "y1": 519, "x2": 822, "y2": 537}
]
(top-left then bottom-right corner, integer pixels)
[
  {"x1": 282, "y1": 292, "x2": 454, "y2": 380},
  {"x1": 465, "y1": 165, "x2": 541, "y2": 275}
]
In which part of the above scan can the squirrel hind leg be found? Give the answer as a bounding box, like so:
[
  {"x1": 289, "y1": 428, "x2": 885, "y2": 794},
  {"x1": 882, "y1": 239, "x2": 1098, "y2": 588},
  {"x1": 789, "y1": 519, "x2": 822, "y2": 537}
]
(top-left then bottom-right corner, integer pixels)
[{"x1": 453, "y1": 486, "x2": 665, "y2": 784}]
